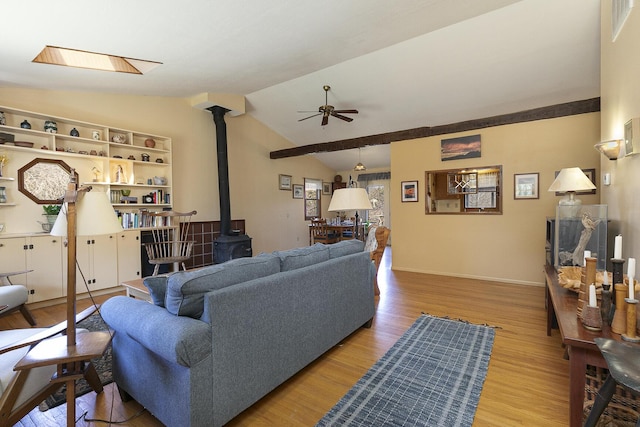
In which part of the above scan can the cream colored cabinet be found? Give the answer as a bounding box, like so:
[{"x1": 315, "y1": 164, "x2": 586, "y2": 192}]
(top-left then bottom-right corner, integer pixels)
[
  {"x1": 0, "y1": 235, "x2": 64, "y2": 302},
  {"x1": 117, "y1": 230, "x2": 141, "y2": 284},
  {"x1": 75, "y1": 234, "x2": 118, "y2": 292}
]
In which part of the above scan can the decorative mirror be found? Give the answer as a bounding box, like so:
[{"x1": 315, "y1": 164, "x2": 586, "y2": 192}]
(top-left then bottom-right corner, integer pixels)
[
  {"x1": 18, "y1": 158, "x2": 77, "y2": 204},
  {"x1": 425, "y1": 165, "x2": 502, "y2": 214}
]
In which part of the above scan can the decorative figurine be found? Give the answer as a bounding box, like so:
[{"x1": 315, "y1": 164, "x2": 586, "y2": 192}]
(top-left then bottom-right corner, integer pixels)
[
  {"x1": 0, "y1": 112, "x2": 5, "y2": 126},
  {"x1": 20, "y1": 120, "x2": 31, "y2": 129},
  {"x1": 70, "y1": 128, "x2": 80, "y2": 137}
]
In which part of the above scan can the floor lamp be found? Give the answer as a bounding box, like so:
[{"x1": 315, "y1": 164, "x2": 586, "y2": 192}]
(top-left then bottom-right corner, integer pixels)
[
  {"x1": 14, "y1": 174, "x2": 122, "y2": 426},
  {"x1": 328, "y1": 187, "x2": 372, "y2": 240}
]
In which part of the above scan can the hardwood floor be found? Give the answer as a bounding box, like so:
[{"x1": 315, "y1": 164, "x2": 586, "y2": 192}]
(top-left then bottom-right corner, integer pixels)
[{"x1": 1, "y1": 249, "x2": 570, "y2": 426}]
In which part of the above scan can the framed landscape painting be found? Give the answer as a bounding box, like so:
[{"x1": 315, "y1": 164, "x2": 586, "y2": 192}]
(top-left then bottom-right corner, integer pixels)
[{"x1": 514, "y1": 173, "x2": 539, "y2": 199}]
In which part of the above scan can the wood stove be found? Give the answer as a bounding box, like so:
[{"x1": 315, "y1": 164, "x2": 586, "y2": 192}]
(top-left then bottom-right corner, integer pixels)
[{"x1": 208, "y1": 105, "x2": 252, "y2": 263}]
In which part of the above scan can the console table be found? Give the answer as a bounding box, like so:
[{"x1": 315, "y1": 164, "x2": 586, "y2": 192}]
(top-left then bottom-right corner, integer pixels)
[{"x1": 544, "y1": 264, "x2": 629, "y2": 427}]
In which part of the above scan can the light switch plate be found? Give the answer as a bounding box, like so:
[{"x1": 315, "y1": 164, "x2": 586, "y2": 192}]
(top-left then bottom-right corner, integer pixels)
[{"x1": 603, "y1": 173, "x2": 611, "y2": 186}]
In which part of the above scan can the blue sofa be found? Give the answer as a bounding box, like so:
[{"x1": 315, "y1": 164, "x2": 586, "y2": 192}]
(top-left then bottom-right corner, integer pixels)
[{"x1": 101, "y1": 240, "x2": 375, "y2": 427}]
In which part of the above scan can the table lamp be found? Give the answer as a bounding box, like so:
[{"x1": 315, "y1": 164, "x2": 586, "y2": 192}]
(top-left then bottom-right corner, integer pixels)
[
  {"x1": 19, "y1": 174, "x2": 122, "y2": 426},
  {"x1": 548, "y1": 167, "x2": 596, "y2": 209},
  {"x1": 328, "y1": 187, "x2": 372, "y2": 240}
]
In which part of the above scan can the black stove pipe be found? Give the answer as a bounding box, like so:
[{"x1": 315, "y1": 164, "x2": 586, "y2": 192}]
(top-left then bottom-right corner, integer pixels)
[{"x1": 208, "y1": 105, "x2": 231, "y2": 236}]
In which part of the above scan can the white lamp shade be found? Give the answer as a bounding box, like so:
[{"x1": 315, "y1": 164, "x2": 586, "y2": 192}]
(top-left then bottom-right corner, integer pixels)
[
  {"x1": 547, "y1": 167, "x2": 596, "y2": 193},
  {"x1": 51, "y1": 190, "x2": 123, "y2": 236},
  {"x1": 328, "y1": 188, "x2": 373, "y2": 212}
]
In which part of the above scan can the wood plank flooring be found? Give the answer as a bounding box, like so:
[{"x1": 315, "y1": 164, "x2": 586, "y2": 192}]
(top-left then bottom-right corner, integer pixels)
[{"x1": 1, "y1": 249, "x2": 570, "y2": 426}]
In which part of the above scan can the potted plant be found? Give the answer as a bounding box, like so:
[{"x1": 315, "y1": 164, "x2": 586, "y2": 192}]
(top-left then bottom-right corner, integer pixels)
[{"x1": 43, "y1": 204, "x2": 62, "y2": 225}]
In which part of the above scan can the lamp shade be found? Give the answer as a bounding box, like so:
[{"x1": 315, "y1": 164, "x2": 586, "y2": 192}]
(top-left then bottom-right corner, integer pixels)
[
  {"x1": 328, "y1": 188, "x2": 373, "y2": 212},
  {"x1": 548, "y1": 167, "x2": 596, "y2": 193},
  {"x1": 51, "y1": 190, "x2": 123, "y2": 236}
]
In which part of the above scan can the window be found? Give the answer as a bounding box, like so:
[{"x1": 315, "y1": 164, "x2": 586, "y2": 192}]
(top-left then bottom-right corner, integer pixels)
[{"x1": 304, "y1": 178, "x2": 322, "y2": 220}]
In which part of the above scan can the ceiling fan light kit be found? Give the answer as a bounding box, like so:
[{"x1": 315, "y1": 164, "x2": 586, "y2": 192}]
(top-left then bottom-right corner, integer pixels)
[{"x1": 298, "y1": 85, "x2": 358, "y2": 126}]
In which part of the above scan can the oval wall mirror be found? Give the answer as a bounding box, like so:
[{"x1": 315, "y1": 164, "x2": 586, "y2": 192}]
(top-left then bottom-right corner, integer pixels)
[{"x1": 18, "y1": 158, "x2": 77, "y2": 204}]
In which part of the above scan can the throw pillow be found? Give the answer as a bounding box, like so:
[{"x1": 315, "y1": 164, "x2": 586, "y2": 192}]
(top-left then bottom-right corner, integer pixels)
[
  {"x1": 143, "y1": 275, "x2": 170, "y2": 307},
  {"x1": 273, "y1": 243, "x2": 330, "y2": 271}
]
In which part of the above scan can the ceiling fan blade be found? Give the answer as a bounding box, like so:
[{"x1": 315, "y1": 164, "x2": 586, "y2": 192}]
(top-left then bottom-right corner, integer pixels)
[
  {"x1": 331, "y1": 112, "x2": 354, "y2": 122},
  {"x1": 321, "y1": 115, "x2": 329, "y2": 126},
  {"x1": 333, "y1": 109, "x2": 358, "y2": 114},
  {"x1": 298, "y1": 113, "x2": 322, "y2": 122}
]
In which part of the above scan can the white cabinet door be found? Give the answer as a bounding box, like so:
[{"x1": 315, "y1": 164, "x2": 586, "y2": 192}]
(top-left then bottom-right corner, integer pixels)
[
  {"x1": 76, "y1": 234, "x2": 118, "y2": 292},
  {"x1": 0, "y1": 235, "x2": 64, "y2": 302},
  {"x1": 117, "y1": 230, "x2": 141, "y2": 284},
  {"x1": 27, "y1": 235, "x2": 63, "y2": 302}
]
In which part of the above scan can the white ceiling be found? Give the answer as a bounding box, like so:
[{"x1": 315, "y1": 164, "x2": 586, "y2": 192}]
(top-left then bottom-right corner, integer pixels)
[{"x1": 1, "y1": 0, "x2": 601, "y2": 172}]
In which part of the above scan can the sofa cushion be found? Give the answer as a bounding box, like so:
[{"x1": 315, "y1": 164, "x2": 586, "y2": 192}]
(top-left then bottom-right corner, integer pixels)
[
  {"x1": 273, "y1": 243, "x2": 330, "y2": 271},
  {"x1": 143, "y1": 275, "x2": 170, "y2": 307},
  {"x1": 328, "y1": 239, "x2": 364, "y2": 259},
  {"x1": 165, "y1": 253, "x2": 281, "y2": 318}
]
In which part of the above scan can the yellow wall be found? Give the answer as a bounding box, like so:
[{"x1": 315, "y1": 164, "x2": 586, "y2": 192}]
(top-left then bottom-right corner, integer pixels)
[
  {"x1": 0, "y1": 87, "x2": 336, "y2": 254},
  {"x1": 390, "y1": 113, "x2": 600, "y2": 285},
  {"x1": 600, "y1": 2, "x2": 640, "y2": 262}
]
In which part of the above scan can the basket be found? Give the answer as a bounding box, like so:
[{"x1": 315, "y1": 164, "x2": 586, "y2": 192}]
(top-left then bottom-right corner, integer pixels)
[{"x1": 583, "y1": 364, "x2": 640, "y2": 426}]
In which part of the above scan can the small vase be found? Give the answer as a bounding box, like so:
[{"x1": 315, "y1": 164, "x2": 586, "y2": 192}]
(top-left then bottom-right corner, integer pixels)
[
  {"x1": 20, "y1": 120, "x2": 31, "y2": 129},
  {"x1": 0, "y1": 112, "x2": 5, "y2": 126},
  {"x1": 44, "y1": 120, "x2": 57, "y2": 134},
  {"x1": 0, "y1": 187, "x2": 6, "y2": 203},
  {"x1": 70, "y1": 128, "x2": 80, "y2": 137}
]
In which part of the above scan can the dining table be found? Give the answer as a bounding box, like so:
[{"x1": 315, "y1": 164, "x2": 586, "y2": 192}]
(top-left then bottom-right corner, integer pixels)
[{"x1": 308, "y1": 223, "x2": 364, "y2": 245}]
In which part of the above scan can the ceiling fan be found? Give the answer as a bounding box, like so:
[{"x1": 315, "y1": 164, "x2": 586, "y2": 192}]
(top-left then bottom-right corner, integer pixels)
[{"x1": 298, "y1": 85, "x2": 359, "y2": 126}]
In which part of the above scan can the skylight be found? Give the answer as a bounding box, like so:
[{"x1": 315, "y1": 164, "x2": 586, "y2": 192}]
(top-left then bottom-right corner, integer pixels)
[{"x1": 33, "y1": 46, "x2": 161, "y2": 74}]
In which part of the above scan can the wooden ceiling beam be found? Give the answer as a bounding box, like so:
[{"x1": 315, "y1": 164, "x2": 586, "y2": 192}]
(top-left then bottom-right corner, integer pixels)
[{"x1": 269, "y1": 97, "x2": 600, "y2": 159}]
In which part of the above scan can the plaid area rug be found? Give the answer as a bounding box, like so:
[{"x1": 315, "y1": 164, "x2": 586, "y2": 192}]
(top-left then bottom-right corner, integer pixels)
[
  {"x1": 38, "y1": 312, "x2": 113, "y2": 411},
  {"x1": 316, "y1": 314, "x2": 495, "y2": 427}
]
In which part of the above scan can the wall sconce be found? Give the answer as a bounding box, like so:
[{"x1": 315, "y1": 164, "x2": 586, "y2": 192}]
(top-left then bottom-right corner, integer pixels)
[{"x1": 594, "y1": 139, "x2": 623, "y2": 160}]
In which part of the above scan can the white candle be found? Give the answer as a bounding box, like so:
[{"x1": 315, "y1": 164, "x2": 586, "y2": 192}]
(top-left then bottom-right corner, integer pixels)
[
  {"x1": 614, "y1": 235, "x2": 622, "y2": 259},
  {"x1": 603, "y1": 269, "x2": 609, "y2": 285},
  {"x1": 583, "y1": 250, "x2": 591, "y2": 266},
  {"x1": 628, "y1": 258, "x2": 636, "y2": 278},
  {"x1": 589, "y1": 284, "x2": 597, "y2": 307}
]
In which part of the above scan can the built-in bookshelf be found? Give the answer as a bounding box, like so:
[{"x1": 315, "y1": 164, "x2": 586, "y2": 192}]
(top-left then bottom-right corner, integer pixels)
[{"x1": 0, "y1": 105, "x2": 173, "y2": 230}]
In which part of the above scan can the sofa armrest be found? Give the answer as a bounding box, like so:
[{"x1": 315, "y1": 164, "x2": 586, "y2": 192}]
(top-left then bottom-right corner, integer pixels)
[{"x1": 101, "y1": 296, "x2": 211, "y2": 367}]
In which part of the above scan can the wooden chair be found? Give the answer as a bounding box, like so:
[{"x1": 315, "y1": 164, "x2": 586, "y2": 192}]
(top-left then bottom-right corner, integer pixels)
[
  {"x1": 340, "y1": 217, "x2": 357, "y2": 240},
  {"x1": 364, "y1": 226, "x2": 390, "y2": 296},
  {"x1": 142, "y1": 210, "x2": 197, "y2": 276},
  {"x1": 0, "y1": 271, "x2": 36, "y2": 326},
  {"x1": 310, "y1": 219, "x2": 339, "y2": 244}
]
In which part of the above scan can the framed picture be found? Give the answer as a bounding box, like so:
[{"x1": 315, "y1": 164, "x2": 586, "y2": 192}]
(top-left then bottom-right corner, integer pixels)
[
  {"x1": 553, "y1": 168, "x2": 596, "y2": 195},
  {"x1": 440, "y1": 134, "x2": 481, "y2": 161},
  {"x1": 401, "y1": 181, "x2": 418, "y2": 202},
  {"x1": 514, "y1": 173, "x2": 539, "y2": 199},
  {"x1": 322, "y1": 182, "x2": 332, "y2": 195},
  {"x1": 279, "y1": 174, "x2": 292, "y2": 190},
  {"x1": 293, "y1": 184, "x2": 304, "y2": 199}
]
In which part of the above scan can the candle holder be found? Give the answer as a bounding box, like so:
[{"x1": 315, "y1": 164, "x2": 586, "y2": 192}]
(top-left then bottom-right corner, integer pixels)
[
  {"x1": 611, "y1": 283, "x2": 628, "y2": 335},
  {"x1": 622, "y1": 298, "x2": 640, "y2": 342},
  {"x1": 600, "y1": 283, "x2": 613, "y2": 326},
  {"x1": 611, "y1": 258, "x2": 625, "y2": 288},
  {"x1": 582, "y1": 304, "x2": 603, "y2": 331}
]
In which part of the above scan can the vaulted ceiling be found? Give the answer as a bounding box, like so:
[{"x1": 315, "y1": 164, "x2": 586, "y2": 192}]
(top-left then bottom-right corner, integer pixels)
[{"x1": 1, "y1": 0, "x2": 601, "y2": 171}]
